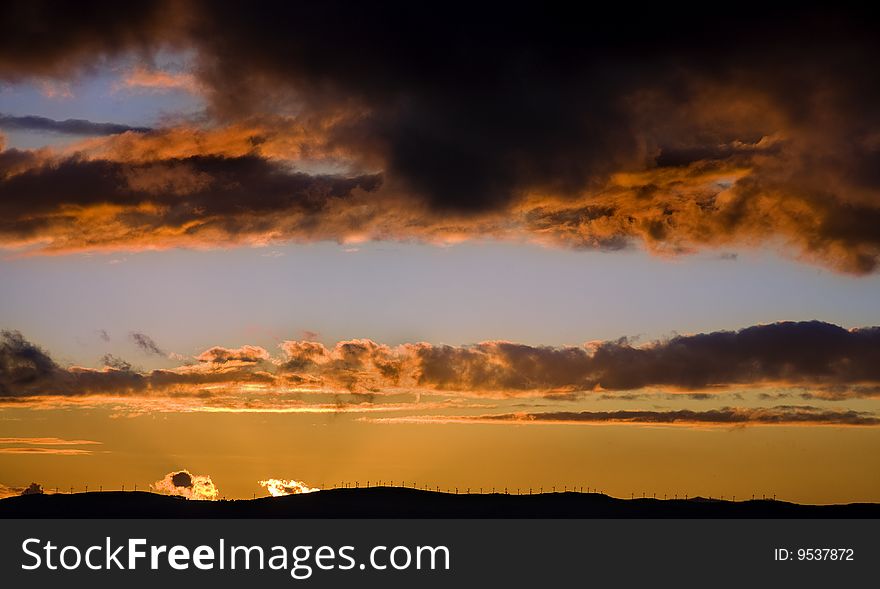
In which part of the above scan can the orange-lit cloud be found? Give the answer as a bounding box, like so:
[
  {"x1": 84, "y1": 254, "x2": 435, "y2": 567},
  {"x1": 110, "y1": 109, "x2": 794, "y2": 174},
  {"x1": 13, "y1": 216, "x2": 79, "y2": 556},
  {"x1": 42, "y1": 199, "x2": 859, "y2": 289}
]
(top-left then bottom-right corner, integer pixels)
[
  {"x1": 0, "y1": 396, "x2": 490, "y2": 419},
  {"x1": 151, "y1": 469, "x2": 219, "y2": 500},
  {"x1": 118, "y1": 67, "x2": 200, "y2": 94},
  {"x1": 0, "y1": 146, "x2": 384, "y2": 255},
  {"x1": 0, "y1": 437, "x2": 101, "y2": 445},
  {"x1": 63, "y1": 120, "x2": 339, "y2": 163},
  {"x1": 259, "y1": 478, "x2": 319, "y2": 496},
  {"x1": 196, "y1": 345, "x2": 271, "y2": 365},
  {"x1": 2, "y1": 322, "x2": 880, "y2": 412},
  {"x1": 0, "y1": 482, "x2": 50, "y2": 499},
  {"x1": 0, "y1": 447, "x2": 94, "y2": 455},
  {"x1": 0, "y1": 484, "x2": 20, "y2": 499},
  {"x1": 0, "y1": 436, "x2": 101, "y2": 455},
  {"x1": 0, "y1": 129, "x2": 877, "y2": 272}
]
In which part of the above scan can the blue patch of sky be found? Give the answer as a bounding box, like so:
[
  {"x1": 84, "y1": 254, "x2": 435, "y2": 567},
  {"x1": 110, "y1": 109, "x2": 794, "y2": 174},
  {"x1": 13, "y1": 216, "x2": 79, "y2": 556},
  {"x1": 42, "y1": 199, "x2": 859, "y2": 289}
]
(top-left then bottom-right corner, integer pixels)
[{"x1": 1, "y1": 241, "x2": 878, "y2": 369}]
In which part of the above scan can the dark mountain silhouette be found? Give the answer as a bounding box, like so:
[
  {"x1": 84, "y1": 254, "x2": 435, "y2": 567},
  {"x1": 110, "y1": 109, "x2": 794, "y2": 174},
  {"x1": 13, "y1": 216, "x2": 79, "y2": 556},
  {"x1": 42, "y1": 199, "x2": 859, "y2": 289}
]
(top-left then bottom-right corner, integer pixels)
[{"x1": 1, "y1": 488, "x2": 878, "y2": 518}]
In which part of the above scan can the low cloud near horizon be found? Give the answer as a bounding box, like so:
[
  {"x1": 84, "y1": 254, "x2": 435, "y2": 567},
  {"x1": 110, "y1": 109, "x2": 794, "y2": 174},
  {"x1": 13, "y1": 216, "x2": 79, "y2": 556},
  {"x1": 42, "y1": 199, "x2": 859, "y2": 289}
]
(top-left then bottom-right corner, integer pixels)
[
  {"x1": 2, "y1": 321, "x2": 879, "y2": 403},
  {"x1": 1, "y1": 321, "x2": 879, "y2": 427},
  {"x1": 0, "y1": 482, "x2": 41, "y2": 499},
  {"x1": 151, "y1": 469, "x2": 219, "y2": 500},
  {"x1": 259, "y1": 478, "x2": 320, "y2": 497}
]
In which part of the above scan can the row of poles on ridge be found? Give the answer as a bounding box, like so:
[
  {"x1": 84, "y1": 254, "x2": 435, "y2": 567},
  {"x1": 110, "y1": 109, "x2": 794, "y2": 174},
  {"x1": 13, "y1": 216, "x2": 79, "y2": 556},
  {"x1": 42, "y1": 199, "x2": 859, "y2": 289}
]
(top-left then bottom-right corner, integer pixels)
[{"x1": 44, "y1": 483, "x2": 777, "y2": 502}]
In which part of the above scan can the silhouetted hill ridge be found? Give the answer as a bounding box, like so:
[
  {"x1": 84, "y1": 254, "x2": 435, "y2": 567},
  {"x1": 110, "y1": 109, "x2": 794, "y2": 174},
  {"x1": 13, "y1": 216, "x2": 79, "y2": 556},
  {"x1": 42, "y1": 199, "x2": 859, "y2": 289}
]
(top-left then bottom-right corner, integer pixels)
[{"x1": 1, "y1": 488, "x2": 877, "y2": 518}]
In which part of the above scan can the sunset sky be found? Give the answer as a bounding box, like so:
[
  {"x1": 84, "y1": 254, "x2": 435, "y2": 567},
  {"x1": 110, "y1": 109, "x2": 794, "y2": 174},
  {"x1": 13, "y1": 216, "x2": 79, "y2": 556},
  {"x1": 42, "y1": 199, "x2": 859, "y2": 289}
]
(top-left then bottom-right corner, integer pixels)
[{"x1": 1, "y1": 1, "x2": 879, "y2": 504}]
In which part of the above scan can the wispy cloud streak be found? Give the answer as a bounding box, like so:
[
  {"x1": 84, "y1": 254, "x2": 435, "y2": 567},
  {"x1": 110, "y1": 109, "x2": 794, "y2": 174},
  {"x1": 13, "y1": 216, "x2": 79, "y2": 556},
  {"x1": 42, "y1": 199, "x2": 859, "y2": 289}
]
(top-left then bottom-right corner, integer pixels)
[
  {"x1": 369, "y1": 406, "x2": 880, "y2": 427},
  {"x1": 0, "y1": 114, "x2": 150, "y2": 136}
]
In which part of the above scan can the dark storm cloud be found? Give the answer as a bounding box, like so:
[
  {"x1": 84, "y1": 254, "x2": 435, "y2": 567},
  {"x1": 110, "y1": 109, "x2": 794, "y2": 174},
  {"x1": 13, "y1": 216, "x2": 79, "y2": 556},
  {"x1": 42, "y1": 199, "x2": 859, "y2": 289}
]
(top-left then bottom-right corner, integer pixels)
[
  {"x1": 0, "y1": 329, "x2": 149, "y2": 397},
  {"x1": 0, "y1": 330, "x2": 62, "y2": 397},
  {"x1": 0, "y1": 151, "x2": 381, "y2": 251},
  {"x1": 0, "y1": 0, "x2": 179, "y2": 79},
  {"x1": 182, "y1": 2, "x2": 880, "y2": 273},
  {"x1": 413, "y1": 321, "x2": 880, "y2": 393},
  {"x1": 0, "y1": 153, "x2": 378, "y2": 219},
  {"x1": 0, "y1": 330, "x2": 272, "y2": 399},
  {"x1": 0, "y1": 114, "x2": 151, "y2": 136},
  {"x1": 0, "y1": 2, "x2": 879, "y2": 270},
  {"x1": 188, "y1": 2, "x2": 673, "y2": 211}
]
